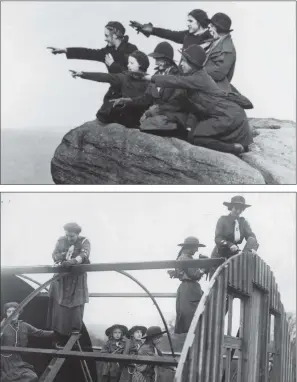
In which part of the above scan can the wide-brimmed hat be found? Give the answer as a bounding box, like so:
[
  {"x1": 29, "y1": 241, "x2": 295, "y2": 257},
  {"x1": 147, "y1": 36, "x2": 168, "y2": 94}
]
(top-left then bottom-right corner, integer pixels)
[
  {"x1": 105, "y1": 324, "x2": 128, "y2": 337},
  {"x1": 63, "y1": 222, "x2": 82, "y2": 234},
  {"x1": 148, "y1": 42, "x2": 175, "y2": 63},
  {"x1": 179, "y1": 45, "x2": 206, "y2": 69},
  {"x1": 178, "y1": 236, "x2": 206, "y2": 248},
  {"x1": 208, "y1": 13, "x2": 233, "y2": 33},
  {"x1": 223, "y1": 195, "x2": 251, "y2": 210},
  {"x1": 128, "y1": 325, "x2": 147, "y2": 337},
  {"x1": 142, "y1": 326, "x2": 167, "y2": 339}
]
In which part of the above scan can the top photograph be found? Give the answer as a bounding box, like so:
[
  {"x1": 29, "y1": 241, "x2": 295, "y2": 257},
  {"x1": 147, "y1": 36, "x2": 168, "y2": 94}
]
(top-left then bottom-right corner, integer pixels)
[{"x1": 1, "y1": 1, "x2": 296, "y2": 185}]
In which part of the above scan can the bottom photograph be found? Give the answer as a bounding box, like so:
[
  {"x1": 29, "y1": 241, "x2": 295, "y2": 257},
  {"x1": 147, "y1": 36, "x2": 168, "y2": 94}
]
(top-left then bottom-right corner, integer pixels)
[{"x1": 0, "y1": 192, "x2": 296, "y2": 382}]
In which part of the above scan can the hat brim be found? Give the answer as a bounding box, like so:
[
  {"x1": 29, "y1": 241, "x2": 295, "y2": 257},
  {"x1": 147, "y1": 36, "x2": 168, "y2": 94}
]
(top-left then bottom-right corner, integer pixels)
[
  {"x1": 105, "y1": 324, "x2": 128, "y2": 337},
  {"x1": 223, "y1": 202, "x2": 251, "y2": 209},
  {"x1": 178, "y1": 243, "x2": 206, "y2": 248},
  {"x1": 179, "y1": 49, "x2": 204, "y2": 69},
  {"x1": 207, "y1": 19, "x2": 233, "y2": 33},
  {"x1": 148, "y1": 52, "x2": 176, "y2": 62},
  {"x1": 142, "y1": 330, "x2": 167, "y2": 339},
  {"x1": 128, "y1": 326, "x2": 147, "y2": 336}
]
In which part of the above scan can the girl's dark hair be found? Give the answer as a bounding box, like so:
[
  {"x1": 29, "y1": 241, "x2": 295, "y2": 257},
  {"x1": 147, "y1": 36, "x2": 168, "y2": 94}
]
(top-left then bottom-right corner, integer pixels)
[{"x1": 105, "y1": 21, "x2": 125, "y2": 39}]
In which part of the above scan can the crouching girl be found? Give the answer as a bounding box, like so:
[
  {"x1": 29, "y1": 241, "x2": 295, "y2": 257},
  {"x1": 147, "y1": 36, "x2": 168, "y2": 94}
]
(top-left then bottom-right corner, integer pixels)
[{"x1": 69, "y1": 51, "x2": 150, "y2": 129}]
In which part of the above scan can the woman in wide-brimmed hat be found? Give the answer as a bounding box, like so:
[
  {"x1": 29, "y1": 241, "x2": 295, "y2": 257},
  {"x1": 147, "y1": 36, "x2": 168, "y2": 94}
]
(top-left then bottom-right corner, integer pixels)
[
  {"x1": 132, "y1": 326, "x2": 166, "y2": 382},
  {"x1": 130, "y1": 9, "x2": 213, "y2": 51},
  {"x1": 47, "y1": 222, "x2": 90, "y2": 347},
  {"x1": 210, "y1": 196, "x2": 258, "y2": 276},
  {"x1": 120, "y1": 325, "x2": 147, "y2": 382},
  {"x1": 100, "y1": 324, "x2": 128, "y2": 382},
  {"x1": 167, "y1": 237, "x2": 207, "y2": 334},
  {"x1": 1, "y1": 302, "x2": 55, "y2": 382},
  {"x1": 146, "y1": 43, "x2": 253, "y2": 154}
]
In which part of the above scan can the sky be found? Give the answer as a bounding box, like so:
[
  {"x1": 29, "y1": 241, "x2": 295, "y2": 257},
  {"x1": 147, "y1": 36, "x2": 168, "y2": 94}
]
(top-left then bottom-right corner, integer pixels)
[
  {"x1": 1, "y1": 192, "x2": 296, "y2": 339},
  {"x1": 1, "y1": 1, "x2": 296, "y2": 130}
]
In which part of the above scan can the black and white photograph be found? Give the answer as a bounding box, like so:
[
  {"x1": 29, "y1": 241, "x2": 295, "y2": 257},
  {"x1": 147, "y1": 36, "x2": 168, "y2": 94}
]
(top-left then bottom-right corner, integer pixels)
[
  {"x1": 1, "y1": 192, "x2": 296, "y2": 381},
  {"x1": 1, "y1": 1, "x2": 296, "y2": 185}
]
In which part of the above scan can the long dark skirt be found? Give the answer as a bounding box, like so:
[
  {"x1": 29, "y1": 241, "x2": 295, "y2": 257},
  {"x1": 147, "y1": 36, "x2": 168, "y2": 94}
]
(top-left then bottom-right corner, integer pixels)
[
  {"x1": 1, "y1": 354, "x2": 38, "y2": 382},
  {"x1": 47, "y1": 298, "x2": 84, "y2": 336},
  {"x1": 175, "y1": 281, "x2": 203, "y2": 334}
]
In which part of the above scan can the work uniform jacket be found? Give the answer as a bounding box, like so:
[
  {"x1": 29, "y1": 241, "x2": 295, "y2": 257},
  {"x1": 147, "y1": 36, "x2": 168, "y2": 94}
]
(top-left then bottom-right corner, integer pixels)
[
  {"x1": 65, "y1": 37, "x2": 138, "y2": 120},
  {"x1": 80, "y1": 71, "x2": 149, "y2": 128},
  {"x1": 128, "y1": 65, "x2": 190, "y2": 136},
  {"x1": 132, "y1": 343, "x2": 162, "y2": 382},
  {"x1": 173, "y1": 252, "x2": 204, "y2": 334},
  {"x1": 204, "y1": 34, "x2": 236, "y2": 92},
  {"x1": 1, "y1": 320, "x2": 54, "y2": 382},
  {"x1": 151, "y1": 69, "x2": 253, "y2": 147},
  {"x1": 100, "y1": 338, "x2": 126, "y2": 378},
  {"x1": 49, "y1": 236, "x2": 90, "y2": 308}
]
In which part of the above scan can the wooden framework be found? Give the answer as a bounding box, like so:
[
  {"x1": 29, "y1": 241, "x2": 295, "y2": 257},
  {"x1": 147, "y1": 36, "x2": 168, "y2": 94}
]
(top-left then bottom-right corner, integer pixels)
[
  {"x1": 175, "y1": 252, "x2": 296, "y2": 382},
  {"x1": 1, "y1": 256, "x2": 295, "y2": 382}
]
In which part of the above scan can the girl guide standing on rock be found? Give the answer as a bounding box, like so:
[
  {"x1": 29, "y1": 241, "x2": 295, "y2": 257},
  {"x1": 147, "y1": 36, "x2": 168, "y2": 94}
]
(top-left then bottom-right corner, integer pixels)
[
  {"x1": 47, "y1": 21, "x2": 138, "y2": 118},
  {"x1": 70, "y1": 51, "x2": 150, "y2": 129},
  {"x1": 168, "y1": 237, "x2": 207, "y2": 334},
  {"x1": 145, "y1": 45, "x2": 254, "y2": 155},
  {"x1": 47, "y1": 222, "x2": 90, "y2": 347},
  {"x1": 115, "y1": 41, "x2": 193, "y2": 139},
  {"x1": 130, "y1": 8, "x2": 213, "y2": 51},
  {"x1": 1, "y1": 302, "x2": 55, "y2": 382}
]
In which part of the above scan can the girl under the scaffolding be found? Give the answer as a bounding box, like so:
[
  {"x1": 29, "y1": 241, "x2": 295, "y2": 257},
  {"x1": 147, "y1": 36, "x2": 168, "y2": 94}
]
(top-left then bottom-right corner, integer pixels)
[
  {"x1": 100, "y1": 324, "x2": 128, "y2": 382},
  {"x1": 1, "y1": 302, "x2": 55, "y2": 382}
]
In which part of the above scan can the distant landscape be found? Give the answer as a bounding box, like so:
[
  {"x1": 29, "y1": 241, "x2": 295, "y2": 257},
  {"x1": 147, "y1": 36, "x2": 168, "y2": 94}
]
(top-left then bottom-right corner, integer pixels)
[{"x1": 1, "y1": 128, "x2": 66, "y2": 184}]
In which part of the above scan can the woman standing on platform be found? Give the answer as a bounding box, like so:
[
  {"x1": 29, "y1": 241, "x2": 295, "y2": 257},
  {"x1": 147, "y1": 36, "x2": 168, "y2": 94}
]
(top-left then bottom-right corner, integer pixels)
[
  {"x1": 168, "y1": 237, "x2": 207, "y2": 334},
  {"x1": 212, "y1": 195, "x2": 258, "y2": 260},
  {"x1": 47, "y1": 222, "x2": 90, "y2": 346},
  {"x1": 1, "y1": 302, "x2": 55, "y2": 382}
]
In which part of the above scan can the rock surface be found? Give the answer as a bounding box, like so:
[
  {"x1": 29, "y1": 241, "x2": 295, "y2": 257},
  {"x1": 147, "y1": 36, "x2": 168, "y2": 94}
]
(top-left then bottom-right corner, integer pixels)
[
  {"x1": 242, "y1": 118, "x2": 296, "y2": 184},
  {"x1": 51, "y1": 120, "x2": 266, "y2": 185}
]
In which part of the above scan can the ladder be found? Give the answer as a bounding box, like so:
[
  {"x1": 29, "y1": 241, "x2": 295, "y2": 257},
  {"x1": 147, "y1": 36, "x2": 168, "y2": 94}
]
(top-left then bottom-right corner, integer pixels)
[{"x1": 39, "y1": 332, "x2": 94, "y2": 382}]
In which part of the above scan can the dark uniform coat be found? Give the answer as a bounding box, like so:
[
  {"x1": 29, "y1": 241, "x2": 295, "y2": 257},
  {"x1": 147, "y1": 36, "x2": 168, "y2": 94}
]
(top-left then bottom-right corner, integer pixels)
[
  {"x1": 1, "y1": 320, "x2": 54, "y2": 382},
  {"x1": 149, "y1": 27, "x2": 213, "y2": 50},
  {"x1": 47, "y1": 236, "x2": 90, "y2": 336},
  {"x1": 151, "y1": 69, "x2": 253, "y2": 148},
  {"x1": 128, "y1": 65, "x2": 190, "y2": 137},
  {"x1": 173, "y1": 252, "x2": 204, "y2": 334},
  {"x1": 204, "y1": 34, "x2": 236, "y2": 92},
  {"x1": 132, "y1": 343, "x2": 162, "y2": 382},
  {"x1": 80, "y1": 71, "x2": 149, "y2": 128},
  {"x1": 100, "y1": 338, "x2": 126, "y2": 381},
  {"x1": 212, "y1": 214, "x2": 257, "y2": 259},
  {"x1": 65, "y1": 37, "x2": 138, "y2": 121},
  {"x1": 120, "y1": 338, "x2": 144, "y2": 382}
]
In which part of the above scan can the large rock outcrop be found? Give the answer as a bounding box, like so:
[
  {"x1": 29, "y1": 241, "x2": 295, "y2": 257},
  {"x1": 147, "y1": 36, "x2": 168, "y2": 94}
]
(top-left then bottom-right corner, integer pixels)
[
  {"x1": 242, "y1": 118, "x2": 296, "y2": 184},
  {"x1": 51, "y1": 118, "x2": 295, "y2": 185}
]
